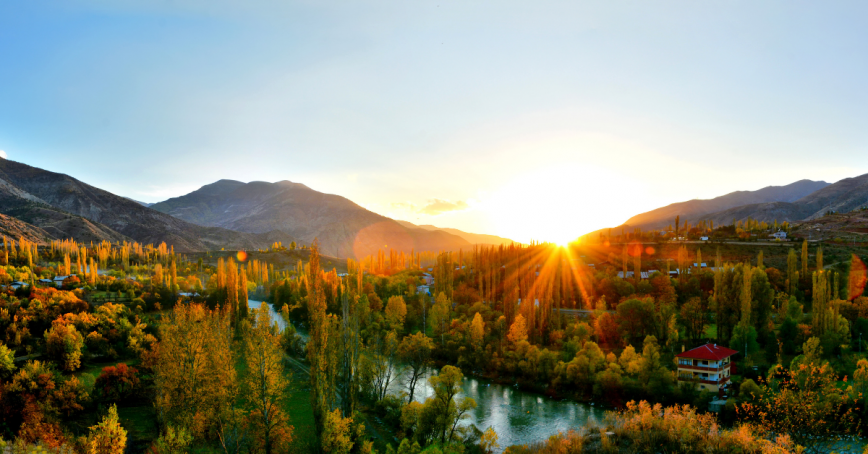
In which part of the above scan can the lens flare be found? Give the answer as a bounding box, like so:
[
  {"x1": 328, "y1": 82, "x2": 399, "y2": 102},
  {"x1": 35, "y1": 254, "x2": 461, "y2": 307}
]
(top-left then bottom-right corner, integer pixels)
[
  {"x1": 848, "y1": 254, "x2": 867, "y2": 301},
  {"x1": 645, "y1": 246, "x2": 656, "y2": 256},
  {"x1": 237, "y1": 251, "x2": 248, "y2": 262}
]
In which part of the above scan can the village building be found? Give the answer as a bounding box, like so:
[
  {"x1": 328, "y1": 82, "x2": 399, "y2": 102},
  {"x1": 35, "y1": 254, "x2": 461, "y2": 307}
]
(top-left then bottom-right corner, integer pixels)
[
  {"x1": 772, "y1": 231, "x2": 787, "y2": 240},
  {"x1": 676, "y1": 343, "x2": 737, "y2": 392}
]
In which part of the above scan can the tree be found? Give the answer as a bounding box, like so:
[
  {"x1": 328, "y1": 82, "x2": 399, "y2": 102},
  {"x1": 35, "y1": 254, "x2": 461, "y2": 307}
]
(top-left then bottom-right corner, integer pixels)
[
  {"x1": 44, "y1": 319, "x2": 84, "y2": 372},
  {"x1": 87, "y1": 404, "x2": 127, "y2": 454},
  {"x1": 385, "y1": 296, "x2": 408, "y2": 332},
  {"x1": 593, "y1": 312, "x2": 622, "y2": 348},
  {"x1": 470, "y1": 313, "x2": 485, "y2": 349},
  {"x1": 244, "y1": 304, "x2": 293, "y2": 454},
  {"x1": 154, "y1": 304, "x2": 235, "y2": 436},
  {"x1": 480, "y1": 427, "x2": 499, "y2": 454},
  {"x1": 368, "y1": 330, "x2": 400, "y2": 401},
  {"x1": 739, "y1": 362, "x2": 862, "y2": 454},
  {"x1": 617, "y1": 298, "x2": 654, "y2": 345},
  {"x1": 679, "y1": 297, "x2": 705, "y2": 343},
  {"x1": 151, "y1": 425, "x2": 193, "y2": 454},
  {"x1": 429, "y1": 292, "x2": 451, "y2": 345},
  {"x1": 94, "y1": 363, "x2": 140, "y2": 402},
  {"x1": 425, "y1": 365, "x2": 477, "y2": 443},
  {"x1": 0, "y1": 342, "x2": 14, "y2": 378},
  {"x1": 507, "y1": 314, "x2": 528, "y2": 347},
  {"x1": 307, "y1": 240, "x2": 337, "y2": 434},
  {"x1": 321, "y1": 409, "x2": 356, "y2": 454},
  {"x1": 398, "y1": 332, "x2": 435, "y2": 403}
]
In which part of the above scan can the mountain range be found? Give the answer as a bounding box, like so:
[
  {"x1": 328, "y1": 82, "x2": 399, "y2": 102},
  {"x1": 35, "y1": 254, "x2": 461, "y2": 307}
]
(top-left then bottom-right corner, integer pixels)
[
  {"x1": 607, "y1": 173, "x2": 868, "y2": 234},
  {"x1": 0, "y1": 160, "x2": 298, "y2": 251},
  {"x1": 149, "y1": 179, "x2": 479, "y2": 258}
]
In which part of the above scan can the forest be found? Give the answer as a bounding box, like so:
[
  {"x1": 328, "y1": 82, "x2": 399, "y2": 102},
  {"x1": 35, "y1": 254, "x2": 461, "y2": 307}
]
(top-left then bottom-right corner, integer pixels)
[{"x1": 1, "y1": 222, "x2": 867, "y2": 454}]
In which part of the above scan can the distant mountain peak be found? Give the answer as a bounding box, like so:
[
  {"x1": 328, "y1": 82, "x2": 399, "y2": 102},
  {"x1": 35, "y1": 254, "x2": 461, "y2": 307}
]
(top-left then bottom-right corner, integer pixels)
[{"x1": 152, "y1": 178, "x2": 473, "y2": 257}]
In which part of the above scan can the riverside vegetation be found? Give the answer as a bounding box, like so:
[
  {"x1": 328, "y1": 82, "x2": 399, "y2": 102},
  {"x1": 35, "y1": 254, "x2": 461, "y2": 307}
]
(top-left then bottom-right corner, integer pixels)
[{"x1": 0, "y1": 221, "x2": 867, "y2": 453}]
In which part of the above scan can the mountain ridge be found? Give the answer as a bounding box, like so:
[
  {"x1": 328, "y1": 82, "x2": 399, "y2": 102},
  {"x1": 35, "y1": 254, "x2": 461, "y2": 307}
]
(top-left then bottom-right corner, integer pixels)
[
  {"x1": 151, "y1": 180, "x2": 473, "y2": 258},
  {"x1": 623, "y1": 179, "x2": 831, "y2": 230},
  {"x1": 0, "y1": 160, "x2": 299, "y2": 252}
]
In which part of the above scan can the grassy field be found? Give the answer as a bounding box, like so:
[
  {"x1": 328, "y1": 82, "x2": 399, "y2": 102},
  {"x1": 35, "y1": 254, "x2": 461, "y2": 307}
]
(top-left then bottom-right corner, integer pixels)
[{"x1": 284, "y1": 369, "x2": 318, "y2": 454}]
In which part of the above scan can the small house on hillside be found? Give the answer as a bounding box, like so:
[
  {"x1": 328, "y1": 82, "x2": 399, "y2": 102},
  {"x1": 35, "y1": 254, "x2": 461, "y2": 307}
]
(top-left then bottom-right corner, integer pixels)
[
  {"x1": 772, "y1": 231, "x2": 787, "y2": 240},
  {"x1": 53, "y1": 275, "x2": 70, "y2": 287},
  {"x1": 676, "y1": 343, "x2": 737, "y2": 392}
]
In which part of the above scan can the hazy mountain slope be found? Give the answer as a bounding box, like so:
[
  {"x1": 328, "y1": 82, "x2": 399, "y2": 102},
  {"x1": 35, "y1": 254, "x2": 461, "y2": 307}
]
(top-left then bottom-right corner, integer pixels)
[
  {"x1": 795, "y1": 173, "x2": 868, "y2": 219},
  {"x1": 0, "y1": 212, "x2": 55, "y2": 245},
  {"x1": 695, "y1": 173, "x2": 868, "y2": 226},
  {"x1": 394, "y1": 220, "x2": 516, "y2": 246},
  {"x1": 152, "y1": 180, "x2": 472, "y2": 258},
  {"x1": 0, "y1": 160, "x2": 297, "y2": 252},
  {"x1": 624, "y1": 179, "x2": 829, "y2": 229}
]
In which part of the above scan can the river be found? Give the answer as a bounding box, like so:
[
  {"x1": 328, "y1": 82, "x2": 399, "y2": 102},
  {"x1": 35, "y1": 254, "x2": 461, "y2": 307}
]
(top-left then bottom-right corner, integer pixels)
[{"x1": 248, "y1": 299, "x2": 607, "y2": 450}]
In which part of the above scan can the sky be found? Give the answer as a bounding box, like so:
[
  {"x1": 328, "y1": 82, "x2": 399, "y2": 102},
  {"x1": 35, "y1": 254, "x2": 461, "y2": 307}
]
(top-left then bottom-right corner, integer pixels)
[{"x1": 2, "y1": 1, "x2": 868, "y2": 245}]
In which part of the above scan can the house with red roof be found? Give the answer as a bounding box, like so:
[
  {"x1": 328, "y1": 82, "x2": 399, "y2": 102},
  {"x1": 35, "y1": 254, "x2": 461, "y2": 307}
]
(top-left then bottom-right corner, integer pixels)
[{"x1": 675, "y1": 343, "x2": 737, "y2": 392}]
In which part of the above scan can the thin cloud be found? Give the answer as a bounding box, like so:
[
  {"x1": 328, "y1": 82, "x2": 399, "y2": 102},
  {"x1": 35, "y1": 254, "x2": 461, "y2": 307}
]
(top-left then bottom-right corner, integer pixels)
[
  {"x1": 391, "y1": 201, "x2": 417, "y2": 210},
  {"x1": 419, "y1": 199, "x2": 469, "y2": 216}
]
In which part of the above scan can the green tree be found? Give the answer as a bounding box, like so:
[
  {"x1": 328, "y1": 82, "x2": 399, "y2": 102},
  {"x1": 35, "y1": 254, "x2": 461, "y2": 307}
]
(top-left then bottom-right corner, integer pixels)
[
  {"x1": 425, "y1": 365, "x2": 477, "y2": 444},
  {"x1": 0, "y1": 342, "x2": 14, "y2": 378},
  {"x1": 398, "y1": 332, "x2": 435, "y2": 403}
]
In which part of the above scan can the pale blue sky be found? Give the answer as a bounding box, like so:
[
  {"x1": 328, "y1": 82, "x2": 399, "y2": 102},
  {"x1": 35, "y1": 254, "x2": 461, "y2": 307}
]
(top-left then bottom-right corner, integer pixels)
[{"x1": 2, "y1": 1, "x2": 868, "y2": 243}]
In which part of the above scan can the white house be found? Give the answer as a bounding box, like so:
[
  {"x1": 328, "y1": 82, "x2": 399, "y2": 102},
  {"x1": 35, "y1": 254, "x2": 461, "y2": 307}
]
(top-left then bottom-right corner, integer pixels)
[
  {"x1": 699, "y1": 236, "x2": 709, "y2": 241},
  {"x1": 772, "y1": 231, "x2": 787, "y2": 240}
]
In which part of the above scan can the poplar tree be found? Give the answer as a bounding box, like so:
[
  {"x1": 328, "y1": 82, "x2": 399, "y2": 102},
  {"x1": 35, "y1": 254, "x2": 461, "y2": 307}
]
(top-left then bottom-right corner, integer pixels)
[
  {"x1": 816, "y1": 247, "x2": 823, "y2": 271},
  {"x1": 812, "y1": 271, "x2": 829, "y2": 335},
  {"x1": 787, "y1": 249, "x2": 798, "y2": 294},
  {"x1": 801, "y1": 240, "x2": 808, "y2": 280}
]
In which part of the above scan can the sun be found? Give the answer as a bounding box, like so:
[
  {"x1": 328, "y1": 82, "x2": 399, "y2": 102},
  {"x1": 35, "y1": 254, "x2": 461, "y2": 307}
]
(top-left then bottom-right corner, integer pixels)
[{"x1": 484, "y1": 165, "x2": 643, "y2": 245}]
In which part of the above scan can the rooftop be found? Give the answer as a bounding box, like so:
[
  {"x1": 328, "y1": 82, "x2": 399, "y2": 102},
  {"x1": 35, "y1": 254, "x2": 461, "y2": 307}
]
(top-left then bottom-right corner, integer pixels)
[{"x1": 676, "y1": 343, "x2": 738, "y2": 361}]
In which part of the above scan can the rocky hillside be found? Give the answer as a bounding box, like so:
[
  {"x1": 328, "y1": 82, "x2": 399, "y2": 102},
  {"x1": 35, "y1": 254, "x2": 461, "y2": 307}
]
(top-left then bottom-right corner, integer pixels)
[
  {"x1": 0, "y1": 212, "x2": 55, "y2": 245},
  {"x1": 0, "y1": 160, "x2": 298, "y2": 252},
  {"x1": 152, "y1": 179, "x2": 472, "y2": 258}
]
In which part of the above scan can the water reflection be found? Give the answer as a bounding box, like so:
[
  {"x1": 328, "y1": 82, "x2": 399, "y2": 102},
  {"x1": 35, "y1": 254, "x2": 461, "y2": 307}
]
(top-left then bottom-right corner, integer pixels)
[
  {"x1": 390, "y1": 369, "x2": 606, "y2": 451},
  {"x1": 247, "y1": 299, "x2": 287, "y2": 331}
]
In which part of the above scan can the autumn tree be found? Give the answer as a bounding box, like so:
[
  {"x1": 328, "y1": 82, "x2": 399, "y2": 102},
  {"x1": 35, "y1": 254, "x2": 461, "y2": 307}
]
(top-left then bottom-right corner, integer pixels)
[
  {"x1": 385, "y1": 295, "x2": 408, "y2": 332},
  {"x1": 507, "y1": 314, "x2": 528, "y2": 347},
  {"x1": 470, "y1": 312, "x2": 485, "y2": 349},
  {"x1": 87, "y1": 404, "x2": 127, "y2": 454},
  {"x1": 739, "y1": 362, "x2": 862, "y2": 454},
  {"x1": 244, "y1": 304, "x2": 293, "y2": 454},
  {"x1": 44, "y1": 318, "x2": 84, "y2": 372},
  {"x1": 154, "y1": 304, "x2": 235, "y2": 437},
  {"x1": 307, "y1": 240, "x2": 337, "y2": 433}
]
